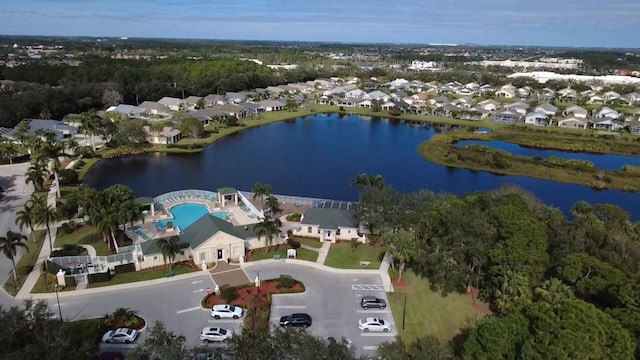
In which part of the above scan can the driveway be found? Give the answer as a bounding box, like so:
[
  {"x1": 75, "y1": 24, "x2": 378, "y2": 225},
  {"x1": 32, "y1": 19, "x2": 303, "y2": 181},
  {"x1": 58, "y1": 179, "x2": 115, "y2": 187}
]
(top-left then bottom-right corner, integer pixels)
[{"x1": 243, "y1": 261, "x2": 396, "y2": 358}]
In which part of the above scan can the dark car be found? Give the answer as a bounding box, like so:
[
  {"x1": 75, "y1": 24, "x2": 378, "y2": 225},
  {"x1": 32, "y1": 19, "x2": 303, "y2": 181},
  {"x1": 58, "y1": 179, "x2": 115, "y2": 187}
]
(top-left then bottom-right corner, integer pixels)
[
  {"x1": 360, "y1": 296, "x2": 387, "y2": 309},
  {"x1": 279, "y1": 313, "x2": 312, "y2": 328}
]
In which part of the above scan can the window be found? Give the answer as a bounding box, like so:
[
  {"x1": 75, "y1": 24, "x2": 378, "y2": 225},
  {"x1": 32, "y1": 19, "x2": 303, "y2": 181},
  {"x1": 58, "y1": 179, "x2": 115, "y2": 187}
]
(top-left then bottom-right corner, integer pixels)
[
  {"x1": 317, "y1": 228, "x2": 320, "y2": 234},
  {"x1": 200, "y1": 252, "x2": 206, "y2": 261},
  {"x1": 180, "y1": 251, "x2": 185, "y2": 256},
  {"x1": 336, "y1": 229, "x2": 341, "y2": 236},
  {"x1": 153, "y1": 256, "x2": 158, "y2": 260},
  {"x1": 307, "y1": 227, "x2": 312, "y2": 233}
]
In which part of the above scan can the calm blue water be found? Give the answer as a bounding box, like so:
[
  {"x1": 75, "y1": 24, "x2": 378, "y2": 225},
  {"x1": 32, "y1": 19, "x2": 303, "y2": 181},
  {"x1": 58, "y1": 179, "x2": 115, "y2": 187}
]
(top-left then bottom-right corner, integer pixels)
[
  {"x1": 156, "y1": 203, "x2": 229, "y2": 230},
  {"x1": 455, "y1": 140, "x2": 640, "y2": 171},
  {"x1": 83, "y1": 114, "x2": 640, "y2": 220}
]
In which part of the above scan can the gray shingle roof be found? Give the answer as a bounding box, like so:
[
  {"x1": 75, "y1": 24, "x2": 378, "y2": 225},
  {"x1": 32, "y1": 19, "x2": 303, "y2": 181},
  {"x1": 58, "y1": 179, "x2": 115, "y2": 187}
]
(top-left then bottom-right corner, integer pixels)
[
  {"x1": 301, "y1": 208, "x2": 358, "y2": 229},
  {"x1": 181, "y1": 214, "x2": 255, "y2": 249}
]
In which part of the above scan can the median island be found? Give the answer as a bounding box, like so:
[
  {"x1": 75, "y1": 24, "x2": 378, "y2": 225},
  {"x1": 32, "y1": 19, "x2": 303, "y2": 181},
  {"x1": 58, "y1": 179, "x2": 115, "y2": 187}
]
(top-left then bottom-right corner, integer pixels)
[{"x1": 419, "y1": 127, "x2": 640, "y2": 192}]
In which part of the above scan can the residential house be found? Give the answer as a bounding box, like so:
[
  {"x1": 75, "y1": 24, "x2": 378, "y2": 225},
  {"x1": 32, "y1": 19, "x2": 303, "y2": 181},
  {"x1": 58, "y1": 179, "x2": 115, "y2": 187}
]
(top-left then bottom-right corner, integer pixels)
[
  {"x1": 478, "y1": 84, "x2": 496, "y2": 95},
  {"x1": 297, "y1": 208, "x2": 365, "y2": 243},
  {"x1": 323, "y1": 85, "x2": 356, "y2": 97},
  {"x1": 344, "y1": 89, "x2": 367, "y2": 99},
  {"x1": 430, "y1": 95, "x2": 450, "y2": 107},
  {"x1": 591, "y1": 117, "x2": 619, "y2": 131},
  {"x1": 629, "y1": 121, "x2": 640, "y2": 135},
  {"x1": 258, "y1": 100, "x2": 286, "y2": 112},
  {"x1": 243, "y1": 102, "x2": 264, "y2": 115},
  {"x1": 184, "y1": 96, "x2": 202, "y2": 110},
  {"x1": 226, "y1": 92, "x2": 247, "y2": 104},
  {"x1": 139, "y1": 101, "x2": 170, "y2": 116},
  {"x1": 342, "y1": 97, "x2": 362, "y2": 107},
  {"x1": 504, "y1": 101, "x2": 530, "y2": 116},
  {"x1": 525, "y1": 111, "x2": 552, "y2": 126},
  {"x1": 593, "y1": 106, "x2": 620, "y2": 120},
  {"x1": 212, "y1": 104, "x2": 250, "y2": 119},
  {"x1": 158, "y1": 97, "x2": 185, "y2": 111},
  {"x1": 624, "y1": 92, "x2": 640, "y2": 106},
  {"x1": 388, "y1": 78, "x2": 410, "y2": 89},
  {"x1": 455, "y1": 87, "x2": 476, "y2": 96},
  {"x1": 203, "y1": 94, "x2": 226, "y2": 107},
  {"x1": 625, "y1": 108, "x2": 640, "y2": 121},
  {"x1": 451, "y1": 97, "x2": 475, "y2": 109},
  {"x1": 478, "y1": 99, "x2": 501, "y2": 112},
  {"x1": 495, "y1": 84, "x2": 517, "y2": 98},
  {"x1": 409, "y1": 80, "x2": 426, "y2": 90},
  {"x1": 404, "y1": 92, "x2": 429, "y2": 105},
  {"x1": 581, "y1": 89, "x2": 597, "y2": 98},
  {"x1": 492, "y1": 111, "x2": 521, "y2": 125},
  {"x1": 603, "y1": 91, "x2": 622, "y2": 102},
  {"x1": 563, "y1": 105, "x2": 588, "y2": 118},
  {"x1": 517, "y1": 86, "x2": 536, "y2": 101},
  {"x1": 459, "y1": 107, "x2": 490, "y2": 121},
  {"x1": 192, "y1": 108, "x2": 227, "y2": 122},
  {"x1": 432, "y1": 103, "x2": 459, "y2": 118},
  {"x1": 266, "y1": 86, "x2": 286, "y2": 96},
  {"x1": 381, "y1": 101, "x2": 396, "y2": 111},
  {"x1": 364, "y1": 91, "x2": 391, "y2": 102},
  {"x1": 144, "y1": 126, "x2": 182, "y2": 144},
  {"x1": 391, "y1": 91, "x2": 408, "y2": 100},
  {"x1": 538, "y1": 88, "x2": 556, "y2": 102},
  {"x1": 345, "y1": 76, "x2": 360, "y2": 85},
  {"x1": 277, "y1": 85, "x2": 298, "y2": 94},
  {"x1": 464, "y1": 82, "x2": 480, "y2": 90},
  {"x1": 4, "y1": 118, "x2": 78, "y2": 142},
  {"x1": 588, "y1": 95, "x2": 605, "y2": 105},
  {"x1": 288, "y1": 83, "x2": 312, "y2": 93},
  {"x1": 557, "y1": 116, "x2": 588, "y2": 130},
  {"x1": 534, "y1": 103, "x2": 558, "y2": 116},
  {"x1": 106, "y1": 104, "x2": 149, "y2": 118},
  {"x1": 557, "y1": 88, "x2": 578, "y2": 103}
]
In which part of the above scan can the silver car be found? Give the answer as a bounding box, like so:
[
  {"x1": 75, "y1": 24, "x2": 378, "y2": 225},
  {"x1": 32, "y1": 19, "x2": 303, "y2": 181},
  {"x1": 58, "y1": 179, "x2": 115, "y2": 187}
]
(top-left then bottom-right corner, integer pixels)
[
  {"x1": 102, "y1": 328, "x2": 139, "y2": 343},
  {"x1": 200, "y1": 327, "x2": 233, "y2": 343}
]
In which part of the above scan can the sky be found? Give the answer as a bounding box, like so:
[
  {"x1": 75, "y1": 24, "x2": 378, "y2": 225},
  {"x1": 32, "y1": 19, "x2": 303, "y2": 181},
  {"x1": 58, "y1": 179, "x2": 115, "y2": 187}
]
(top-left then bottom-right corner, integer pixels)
[{"x1": 0, "y1": 0, "x2": 639, "y2": 48}]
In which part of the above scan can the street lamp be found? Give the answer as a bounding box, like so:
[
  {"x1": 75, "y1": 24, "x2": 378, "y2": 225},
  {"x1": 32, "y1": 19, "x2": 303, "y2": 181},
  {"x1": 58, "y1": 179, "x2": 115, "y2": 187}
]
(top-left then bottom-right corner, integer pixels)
[{"x1": 54, "y1": 281, "x2": 63, "y2": 323}]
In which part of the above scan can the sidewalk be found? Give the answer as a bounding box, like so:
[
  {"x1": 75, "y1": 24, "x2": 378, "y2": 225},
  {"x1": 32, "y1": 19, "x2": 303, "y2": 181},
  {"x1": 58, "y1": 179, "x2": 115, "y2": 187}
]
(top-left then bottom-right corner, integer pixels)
[
  {"x1": 16, "y1": 184, "x2": 59, "y2": 299},
  {"x1": 315, "y1": 241, "x2": 331, "y2": 264}
]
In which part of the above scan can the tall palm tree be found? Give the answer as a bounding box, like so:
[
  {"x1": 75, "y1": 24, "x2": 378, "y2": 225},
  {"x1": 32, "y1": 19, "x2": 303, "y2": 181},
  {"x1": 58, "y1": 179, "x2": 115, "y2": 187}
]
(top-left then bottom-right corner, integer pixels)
[
  {"x1": 252, "y1": 183, "x2": 272, "y2": 204},
  {"x1": 265, "y1": 195, "x2": 281, "y2": 217},
  {"x1": 79, "y1": 109, "x2": 99, "y2": 151},
  {"x1": 93, "y1": 207, "x2": 118, "y2": 253},
  {"x1": 25, "y1": 162, "x2": 46, "y2": 192},
  {"x1": 32, "y1": 195, "x2": 61, "y2": 258},
  {"x1": 15, "y1": 199, "x2": 36, "y2": 241},
  {"x1": 156, "y1": 236, "x2": 181, "y2": 270},
  {"x1": 0, "y1": 230, "x2": 28, "y2": 287},
  {"x1": 253, "y1": 216, "x2": 280, "y2": 254}
]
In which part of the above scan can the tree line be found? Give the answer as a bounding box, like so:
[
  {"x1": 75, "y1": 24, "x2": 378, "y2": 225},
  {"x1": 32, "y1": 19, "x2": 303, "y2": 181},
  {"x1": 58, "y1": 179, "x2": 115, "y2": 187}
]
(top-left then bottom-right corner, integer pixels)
[{"x1": 352, "y1": 176, "x2": 640, "y2": 358}]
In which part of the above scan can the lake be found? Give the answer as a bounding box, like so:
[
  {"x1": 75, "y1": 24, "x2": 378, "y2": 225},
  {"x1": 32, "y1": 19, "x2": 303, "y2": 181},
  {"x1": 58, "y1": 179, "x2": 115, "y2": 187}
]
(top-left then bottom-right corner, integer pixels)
[
  {"x1": 455, "y1": 140, "x2": 640, "y2": 171},
  {"x1": 83, "y1": 114, "x2": 640, "y2": 219}
]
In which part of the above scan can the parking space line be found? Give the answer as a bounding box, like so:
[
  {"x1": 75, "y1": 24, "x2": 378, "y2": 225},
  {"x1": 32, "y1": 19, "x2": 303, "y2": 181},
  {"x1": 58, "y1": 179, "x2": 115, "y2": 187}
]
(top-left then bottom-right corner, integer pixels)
[
  {"x1": 360, "y1": 333, "x2": 397, "y2": 337},
  {"x1": 207, "y1": 319, "x2": 243, "y2": 323},
  {"x1": 362, "y1": 346, "x2": 379, "y2": 350},
  {"x1": 356, "y1": 310, "x2": 389, "y2": 314},
  {"x1": 272, "y1": 305, "x2": 307, "y2": 309},
  {"x1": 352, "y1": 284, "x2": 385, "y2": 291},
  {"x1": 176, "y1": 306, "x2": 202, "y2": 314}
]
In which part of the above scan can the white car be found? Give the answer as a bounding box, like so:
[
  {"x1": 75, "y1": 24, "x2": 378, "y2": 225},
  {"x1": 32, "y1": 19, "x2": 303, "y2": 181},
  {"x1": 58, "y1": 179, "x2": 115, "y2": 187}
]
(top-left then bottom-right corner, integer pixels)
[
  {"x1": 211, "y1": 304, "x2": 244, "y2": 319},
  {"x1": 102, "y1": 328, "x2": 139, "y2": 343},
  {"x1": 200, "y1": 327, "x2": 233, "y2": 343},
  {"x1": 358, "y1": 317, "x2": 391, "y2": 332}
]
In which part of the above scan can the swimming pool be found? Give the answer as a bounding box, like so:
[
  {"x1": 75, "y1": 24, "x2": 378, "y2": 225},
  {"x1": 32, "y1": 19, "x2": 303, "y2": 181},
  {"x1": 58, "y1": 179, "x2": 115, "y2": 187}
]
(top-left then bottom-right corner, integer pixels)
[{"x1": 156, "y1": 203, "x2": 231, "y2": 230}]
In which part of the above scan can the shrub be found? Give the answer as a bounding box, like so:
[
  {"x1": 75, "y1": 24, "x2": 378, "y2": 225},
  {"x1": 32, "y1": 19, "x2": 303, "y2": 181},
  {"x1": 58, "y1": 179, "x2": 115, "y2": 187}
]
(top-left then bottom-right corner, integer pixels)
[
  {"x1": 58, "y1": 169, "x2": 79, "y2": 186},
  {"x1": 72, "y1": 159, "x2": 86, "y2": 169},
  {"x1": 51, "y1": 244, "x2": 86, "y2": 257},
  {"x1": 59, "y1": 220, "x2": 78, "y2": 234},
  {"x1": 219, "y1": 284, "x2": 238, "y2": 303},
  {"x1": 286, "y1": 213, "x2": 302, "y2": 222},
  {"x1": 277, "y1": 275, "x2": 296, "y2": 290},
  {"x1": 289, "y1": 241, "x2": 301, "y2": 249},
  {"x1": 114, "y1": 263, "x2": 136, "y2": 274}
]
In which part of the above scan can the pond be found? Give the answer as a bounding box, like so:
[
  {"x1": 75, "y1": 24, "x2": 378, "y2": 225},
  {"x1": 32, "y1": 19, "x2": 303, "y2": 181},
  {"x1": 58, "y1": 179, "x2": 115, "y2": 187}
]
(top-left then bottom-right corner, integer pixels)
[
  {"x1": 455, "y1": 140, "x2": 640, "y2": 171},
  {"x1": 83, "y1": 114, "x2": 640, "y2": 219}
]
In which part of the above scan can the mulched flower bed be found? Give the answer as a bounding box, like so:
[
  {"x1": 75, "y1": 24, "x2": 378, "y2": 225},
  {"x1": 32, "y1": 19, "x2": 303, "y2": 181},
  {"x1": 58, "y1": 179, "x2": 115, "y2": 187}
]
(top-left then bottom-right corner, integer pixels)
[{"x1": 204, "y1": 281, "x2": 303, "y2": 307}]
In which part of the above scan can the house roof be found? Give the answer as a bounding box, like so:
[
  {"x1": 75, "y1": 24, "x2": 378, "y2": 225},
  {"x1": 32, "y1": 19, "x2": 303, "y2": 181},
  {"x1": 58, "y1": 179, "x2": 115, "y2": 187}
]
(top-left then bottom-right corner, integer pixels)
[
  {"x1": 6, "y1": 119, "x2": 78, "y2": 141},
  {"x1": 107, "y1": 104, "x2": 148, "y2": 116},
  {"x1": 301, "y1": 208, "x2": 358, "y2": 229},
  {"x1": 534, "y1": 103, "x2": 558, "y2": 113},
  {"x1": 158, "y1": 97, "x2": 184, "y2": 107},
  {"x1": 139, "y1": 236, "x2": 191, "y2": 256},
  {"x1": 558, "y1": 116, "x2": 588, "y2": 124},
  {"x1": 628, "y1": 121, "x2": 640, "y2": 129},
  {"x1": 179, "y1": 214, "x2": 255, "y2": 249},
  {"x1": 139, "y1": 101, "x2": 170, "y2": 113}
]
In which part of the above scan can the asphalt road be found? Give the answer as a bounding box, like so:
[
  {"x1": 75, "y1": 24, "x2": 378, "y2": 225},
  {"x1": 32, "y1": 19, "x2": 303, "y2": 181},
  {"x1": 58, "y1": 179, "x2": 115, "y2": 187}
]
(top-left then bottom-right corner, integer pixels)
[{"x1": 0, "y1": 162, "x2": 34, "y2": 308}]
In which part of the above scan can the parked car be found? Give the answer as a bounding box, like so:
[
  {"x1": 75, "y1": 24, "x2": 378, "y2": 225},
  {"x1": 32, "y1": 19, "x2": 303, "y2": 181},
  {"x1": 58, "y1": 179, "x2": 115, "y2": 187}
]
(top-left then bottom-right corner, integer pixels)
[
  {"x1": 200, "y1": 327, "x2": 233, "y2": 342},
  {"x1": 358, "y1": 317, "x2": 390, "y2": 332},
  {"x1": 360, "y1": 296, "x2": 387, "y2": 309},
  {"x1": 211, "y1": 304, "x2": 244, "y2": 319},
  {"x1": 101, "y1": 328, "x2": 139, "y2": 343},
  {"x1": 279, "y1": 313, "x2": 312, "y2": 328}
]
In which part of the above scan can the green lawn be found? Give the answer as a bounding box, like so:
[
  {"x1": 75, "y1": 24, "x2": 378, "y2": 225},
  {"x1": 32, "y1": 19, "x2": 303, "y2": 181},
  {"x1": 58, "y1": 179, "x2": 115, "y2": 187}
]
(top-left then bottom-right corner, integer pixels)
[
  {"x1": 66, "y1": 318, "x2": 103, "y2": 346},
  {"x1": 3, "y1": 230, "x2": 46, "y2": 296},
  {"x1": 323, "y1": 243, "x2": 384, "y2": 269},
  {"x1": 86, "y1": 263, "x2": 197, "y2": 288},
  {"x1": 31, "y1": 271, "x2": 76, "y2": 293},
  {"x1": 250, "y1": 246, "x2": 319, "y2": 262},
  {"x1": 388, "y1": 271, "x2": 490, "y2": 345},
  {"x1": 292, "y1": 236, "x2": 323, "y2": 248},
  {"x1": 55, "y1": 226, "x2": 108, "y2": 256}
]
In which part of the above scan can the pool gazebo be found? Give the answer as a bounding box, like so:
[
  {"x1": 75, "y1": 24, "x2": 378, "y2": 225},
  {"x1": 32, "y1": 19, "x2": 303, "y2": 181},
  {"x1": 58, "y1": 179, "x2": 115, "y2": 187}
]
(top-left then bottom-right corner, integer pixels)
[
  {"x1": 134, "y1": 197, "x2": 156, "y2": 216},
  {"x1": 218, "y1": 187, "x2": 238, "y2": 207}
]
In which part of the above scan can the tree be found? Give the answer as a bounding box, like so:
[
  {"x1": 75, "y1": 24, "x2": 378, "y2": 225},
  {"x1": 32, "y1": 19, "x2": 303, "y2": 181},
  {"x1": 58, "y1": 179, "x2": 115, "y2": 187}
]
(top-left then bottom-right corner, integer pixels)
[
  {"x1": 110, "y1": 119, "x2": 148, "y2": 147},
  {"x1": 350, "y1": 173, "x2": 385, "y2": 190},
  {"x1": 32, "y1": 195, "x2": 61, "y2": 261},
  {"x1": 376, "y1": 336, "x2": 454, "y2": 360},
  {"x1": 156, "y1": 236, "x2": 181, "y2": 270},
  {"x1": 0, "y1": 230, "x2": 28, "y2": 287},
  {"x1": 15, "y1": 199, "x2": 36, "y2": 240},
  {"x1": 285, "y1": 98, "x2": 298, "y2": 112},
  {"x1": 148, "y1": 122, "x2": 165, "y2": 144},
  {"x1": 0, "y1": 299, "x2": 97, "y2": 359},
  {"x1": 25, "y1": 162, "x2": 46, "y2": 192},
  {"x1": 381, "y1": 228, "x2": 417, "y2": 281},
  {"x1": 128, "y1": 321, "x2": 188, "y2": 360},
  {"x1": 178, "y1": 117, "x2": 204, "y2": 144},
  {"x1": 252, "y1": 183, "x2": 272, "y2": 203},
  {"x1": 253, "y1": 216, "x2": 280, "y2": 254},
  {"x1": 265, "y1": 195, "x2": 280, "y2": 217},
  {"x1": 79, "y1": 109, "x2": 99, "y2": 151}
]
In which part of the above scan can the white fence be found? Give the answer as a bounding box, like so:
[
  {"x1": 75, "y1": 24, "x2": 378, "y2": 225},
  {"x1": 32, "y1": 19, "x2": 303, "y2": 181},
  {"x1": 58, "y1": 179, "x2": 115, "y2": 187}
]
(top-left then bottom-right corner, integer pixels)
[
  {"x1": 237, "y1": 191, "x2": 264, "y2": 219},
  {"x1": 154, "y1": 189, "x2": 219, "y2": 208}
]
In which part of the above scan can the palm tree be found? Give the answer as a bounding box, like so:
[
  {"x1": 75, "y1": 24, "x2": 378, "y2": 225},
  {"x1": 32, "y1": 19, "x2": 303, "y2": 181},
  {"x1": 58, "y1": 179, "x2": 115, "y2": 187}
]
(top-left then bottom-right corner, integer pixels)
[
  {"x1": 0, "y1": 230, "x2": 28, "y2": 287},
  {"x1": 93, "y1": 207, "x2": 118, "y2": 253},
  {"x1": 32, "y1": 195, "x2": 61, "y2": 259},
  {"x1": 265, "y1": 195, "x2": 281, "y2": 217},
  {"x1": 15, "y1": 199, "x2": 36, "y2": 241},
  {"x1": 252, "y1": 183, "x2": 272, "y2": 204},
  {"x1": 25, "y1": 162, "x2": 46, "y2": 192},
  {"x1": 350, "y1": 173, "x2": 385, "y2": 190},
  {"x1": 148, "y1": 122, "x2": 165, "y2": 145},
  {"x1": 253, "y1": 216, "x2": 280, "y2": 254},
  {"x1": 156, "y1": 236, "x2": 181, "y2": 270},
  {"x1": 79, "y1": 109, "x2": 99, "y2": 151}
]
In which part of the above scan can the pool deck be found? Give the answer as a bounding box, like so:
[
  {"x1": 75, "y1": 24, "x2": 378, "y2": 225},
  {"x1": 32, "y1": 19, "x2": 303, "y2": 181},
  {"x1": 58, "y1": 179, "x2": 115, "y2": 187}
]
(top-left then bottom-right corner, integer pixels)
[{"x1": 130, "y1": 198, "x2": 261, "y2": 243}]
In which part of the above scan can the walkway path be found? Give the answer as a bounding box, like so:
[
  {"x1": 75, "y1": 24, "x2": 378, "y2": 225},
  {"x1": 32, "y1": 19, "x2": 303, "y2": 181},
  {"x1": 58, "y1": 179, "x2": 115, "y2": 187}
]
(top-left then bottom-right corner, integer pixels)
[{"x1": 315, "y1": 241, "x2": 331, "y2": 265}]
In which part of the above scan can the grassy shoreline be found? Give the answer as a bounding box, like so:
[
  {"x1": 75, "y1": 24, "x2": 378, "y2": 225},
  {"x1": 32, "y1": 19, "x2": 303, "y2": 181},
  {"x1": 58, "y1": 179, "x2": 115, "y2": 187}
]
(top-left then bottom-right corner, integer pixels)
[{"x1": 420, "y1": 133, "x2": 640, "y2": 192}]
